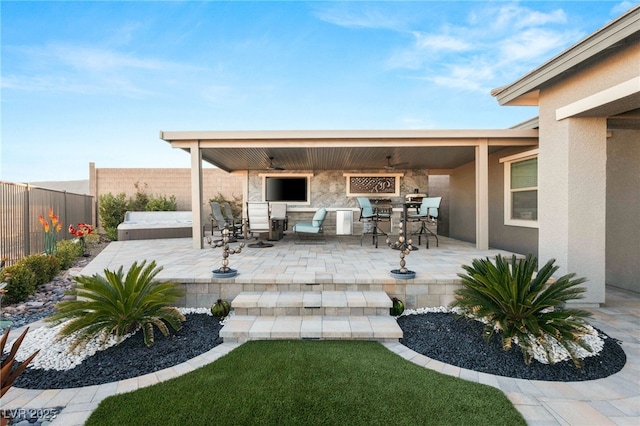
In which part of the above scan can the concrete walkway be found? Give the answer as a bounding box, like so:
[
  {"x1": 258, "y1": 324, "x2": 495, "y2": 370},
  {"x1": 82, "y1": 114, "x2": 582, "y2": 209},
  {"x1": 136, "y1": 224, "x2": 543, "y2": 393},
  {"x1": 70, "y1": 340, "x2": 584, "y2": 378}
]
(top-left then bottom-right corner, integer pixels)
[{"x1": 1, "y1": 286, "x2": 637, "y2": 425}]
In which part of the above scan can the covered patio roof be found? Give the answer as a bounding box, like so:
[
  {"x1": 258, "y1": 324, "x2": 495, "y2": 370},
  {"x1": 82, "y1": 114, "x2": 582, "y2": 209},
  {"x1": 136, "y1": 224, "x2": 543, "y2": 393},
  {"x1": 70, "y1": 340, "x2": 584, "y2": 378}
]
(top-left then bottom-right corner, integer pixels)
[
  {"x1": 160, "y1": 129, "x2": 538, "y2": 173},
  {"x1": 160, "y1": 129, "x2": 539, "y2": 250}
]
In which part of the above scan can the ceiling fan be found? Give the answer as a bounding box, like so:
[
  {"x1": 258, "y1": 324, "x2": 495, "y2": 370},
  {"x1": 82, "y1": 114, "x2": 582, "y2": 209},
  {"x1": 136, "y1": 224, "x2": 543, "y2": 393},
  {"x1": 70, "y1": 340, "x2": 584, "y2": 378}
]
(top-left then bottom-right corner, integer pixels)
[
  {"x1": 267, "y1": 157, "x2": 285, "y2": 171},
  {"x1": 383, "y1": 155, "x2": 409, "y2": 170}
]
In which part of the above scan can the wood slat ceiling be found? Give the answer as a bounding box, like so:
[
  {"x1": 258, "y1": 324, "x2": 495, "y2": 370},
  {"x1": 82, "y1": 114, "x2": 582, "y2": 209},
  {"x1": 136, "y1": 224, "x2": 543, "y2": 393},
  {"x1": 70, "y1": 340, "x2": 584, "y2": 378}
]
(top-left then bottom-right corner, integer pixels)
[{"x1": 200, "y1": 146, "x2": 502, "y2": 172}]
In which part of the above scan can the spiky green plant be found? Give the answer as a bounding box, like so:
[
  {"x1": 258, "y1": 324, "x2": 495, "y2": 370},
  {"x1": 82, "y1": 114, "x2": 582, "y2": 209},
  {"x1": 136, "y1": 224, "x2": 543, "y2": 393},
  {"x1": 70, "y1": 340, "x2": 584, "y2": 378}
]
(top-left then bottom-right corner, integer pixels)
[
  {"x1": 1, "y1": 327, "x2": 40, "y2": 399},
  {"x1": 46, "y1": 260, "x2": 185, "y2": 351},
  {"x1": 451, "y1": 254, "x2": 593, "y2": 367}
]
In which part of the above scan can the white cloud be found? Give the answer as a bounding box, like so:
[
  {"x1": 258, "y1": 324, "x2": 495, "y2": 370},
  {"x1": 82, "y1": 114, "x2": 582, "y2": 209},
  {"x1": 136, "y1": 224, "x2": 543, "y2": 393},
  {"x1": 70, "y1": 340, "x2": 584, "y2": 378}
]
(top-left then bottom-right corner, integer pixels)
[
  {"x1": 3, "y1": 43, "x2": 204, "y2": 97},
  {"x1": 387, "y1": 32, "x2": 472, "y2": 69},
  {"x1": 412, "y1": 33, "x2": 472, "y2": 52},
  {"x1": 498, "y1": 28, "x2": 574, "y2": 63},
  {"x1": 491, "y1": 3, "x2": 567, "y2": 30},
  {"x1": 428, "y1": 62, "x2": 495, "y2": 94},
  {"x1": 384, "y1": 2, "x2": 589, "y2": 95},
  {"x1": 42, "y1": 44, "x2": 195, "y2": 72},
  {"x1": 313, "y1": 4, "x2": 407, "y2": 31},
  {"x1": 611, "y1": 1, "x2": 640, "y2": 16},
  {"x1": 1, "y1": 74, "x2": 152, "y2": 97}
]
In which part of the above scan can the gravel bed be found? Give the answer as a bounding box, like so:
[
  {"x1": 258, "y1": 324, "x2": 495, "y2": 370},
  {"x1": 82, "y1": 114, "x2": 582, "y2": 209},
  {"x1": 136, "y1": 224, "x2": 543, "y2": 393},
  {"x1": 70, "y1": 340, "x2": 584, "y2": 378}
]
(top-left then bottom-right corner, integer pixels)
[
  {"x1": 10, "y1": 311, "x2": 626, "y2": 391},
  {"x1": 398, "y1": 313, "x2": 626, "y2": 381},
  {"x1": 12, "y1": 314, "x2": 223, "y2": 389}
]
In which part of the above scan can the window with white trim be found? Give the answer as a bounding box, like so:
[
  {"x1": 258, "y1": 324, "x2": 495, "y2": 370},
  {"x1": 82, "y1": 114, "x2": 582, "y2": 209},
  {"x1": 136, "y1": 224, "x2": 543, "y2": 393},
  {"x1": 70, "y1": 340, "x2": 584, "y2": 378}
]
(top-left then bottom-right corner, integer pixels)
[{"x1": 500, "y1": 149, "x2": 538, "y2": 228}]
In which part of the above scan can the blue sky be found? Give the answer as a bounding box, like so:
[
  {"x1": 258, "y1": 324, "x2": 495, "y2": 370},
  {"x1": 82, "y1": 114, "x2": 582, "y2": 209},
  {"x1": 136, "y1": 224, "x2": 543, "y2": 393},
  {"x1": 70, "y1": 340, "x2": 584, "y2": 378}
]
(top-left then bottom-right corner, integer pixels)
[{"x1": 1, "y1": 0, "x2": 637, "y2": 182}]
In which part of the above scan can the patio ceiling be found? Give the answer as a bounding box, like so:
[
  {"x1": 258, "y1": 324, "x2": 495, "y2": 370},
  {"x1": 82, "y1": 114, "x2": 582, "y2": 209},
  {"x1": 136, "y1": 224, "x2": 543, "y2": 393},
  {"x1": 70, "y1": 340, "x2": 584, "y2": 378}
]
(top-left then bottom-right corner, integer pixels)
[{"x1": 160, "y1": 129, "x2": 539, "y2": 173}]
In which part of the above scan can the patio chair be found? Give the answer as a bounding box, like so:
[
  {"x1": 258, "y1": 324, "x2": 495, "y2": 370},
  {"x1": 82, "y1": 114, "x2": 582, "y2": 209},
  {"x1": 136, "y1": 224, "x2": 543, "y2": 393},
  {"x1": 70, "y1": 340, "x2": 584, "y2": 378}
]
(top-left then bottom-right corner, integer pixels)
[
  {"x1": 246, "y1": 202, "x2": 274, "y2": 248},
  {"x1": 292, "y1": 207, "x2": 327, "y2": 243},
  {"x1": 407, "y1": 196, "x2": 441, "y2": 248},
  {"x1": 222, "y1": 202, "x2": 243, "y2": 238},
  {"x1": 269, "y1": 202, "x2": 288, "y2": 240},
  {"x1": 357, "y1": 197, "x2": 390, "y2": 248},
  {"x1": 209, "y1": 201, "x2": 239, "y2": 240}
]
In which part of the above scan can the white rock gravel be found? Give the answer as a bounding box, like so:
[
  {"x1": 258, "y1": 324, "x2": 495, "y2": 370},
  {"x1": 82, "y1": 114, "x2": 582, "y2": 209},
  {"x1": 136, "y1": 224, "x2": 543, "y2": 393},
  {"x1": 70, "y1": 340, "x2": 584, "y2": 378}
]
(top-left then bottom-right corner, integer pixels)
[{"x1": 5, "y1": 307, "x2": 213, "y2": 371}]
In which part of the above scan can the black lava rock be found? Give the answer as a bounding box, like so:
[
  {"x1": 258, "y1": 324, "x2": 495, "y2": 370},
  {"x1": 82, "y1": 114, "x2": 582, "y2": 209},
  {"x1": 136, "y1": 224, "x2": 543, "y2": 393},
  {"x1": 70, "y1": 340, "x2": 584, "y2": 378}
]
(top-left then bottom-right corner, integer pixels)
[
  {"x1": 13, "y1": 313, "x2": 626, "y2": 390},
  {"x1": 14, "y1": 314, "x2": 223, "y2": 389},
  {"x1": 398, "y1": 313, "x2": 626, "y2": 381}
]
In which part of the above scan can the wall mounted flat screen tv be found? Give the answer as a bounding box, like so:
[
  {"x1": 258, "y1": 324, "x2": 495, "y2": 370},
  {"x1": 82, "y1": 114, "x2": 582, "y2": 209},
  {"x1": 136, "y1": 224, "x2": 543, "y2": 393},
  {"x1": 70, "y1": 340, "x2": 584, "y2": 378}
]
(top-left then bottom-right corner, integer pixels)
[{"x1": 265, "y1": 177, "x2": 308, "y2": 202}]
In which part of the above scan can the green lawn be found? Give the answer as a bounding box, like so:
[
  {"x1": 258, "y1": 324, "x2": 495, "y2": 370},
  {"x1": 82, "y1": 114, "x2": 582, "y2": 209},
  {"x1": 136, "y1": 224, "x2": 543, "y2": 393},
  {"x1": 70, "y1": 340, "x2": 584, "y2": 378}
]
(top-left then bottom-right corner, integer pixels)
[{"x1": 86, "y1": 341, "x2": 525, "y2": 426}]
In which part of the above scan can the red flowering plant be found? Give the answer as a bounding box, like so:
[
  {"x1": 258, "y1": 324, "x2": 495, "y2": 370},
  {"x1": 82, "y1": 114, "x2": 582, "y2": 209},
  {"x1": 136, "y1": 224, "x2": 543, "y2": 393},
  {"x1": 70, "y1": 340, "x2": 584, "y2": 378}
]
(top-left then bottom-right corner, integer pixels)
[
  {"x1": 68, "y1": 223, "x2": 94, "y2": 255},
  {"x1": 38, "y1": 208, "x2": 63, "y2": 255}
]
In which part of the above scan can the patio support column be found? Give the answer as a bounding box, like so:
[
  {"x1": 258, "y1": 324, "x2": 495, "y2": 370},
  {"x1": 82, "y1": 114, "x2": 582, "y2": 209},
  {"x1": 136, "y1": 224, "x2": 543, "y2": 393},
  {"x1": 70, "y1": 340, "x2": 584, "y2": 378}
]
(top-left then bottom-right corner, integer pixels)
[
  {"x1": 475, "y1": 140, "x2": 489, "y2": 250},
  {"x1": 538, "y1": 117, "x2": 606, "y2": 306},
  {"x1": 190, "y1": 141, "x2": 204, "y2": 249}
]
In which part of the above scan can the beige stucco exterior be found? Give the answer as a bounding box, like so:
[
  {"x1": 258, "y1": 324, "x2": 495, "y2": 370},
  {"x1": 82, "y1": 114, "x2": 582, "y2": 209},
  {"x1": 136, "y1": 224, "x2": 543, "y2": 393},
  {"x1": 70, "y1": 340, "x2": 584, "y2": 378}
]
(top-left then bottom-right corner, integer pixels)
[
  {"x1": 540, "y1": 49, "x2": 638, "y2": 303},
  {"x1": 494, "y1": 6, "x2": 640, "y2": 302},
  {"x1": 606, "y1": 129, "x2": 640, "y2": 293}
]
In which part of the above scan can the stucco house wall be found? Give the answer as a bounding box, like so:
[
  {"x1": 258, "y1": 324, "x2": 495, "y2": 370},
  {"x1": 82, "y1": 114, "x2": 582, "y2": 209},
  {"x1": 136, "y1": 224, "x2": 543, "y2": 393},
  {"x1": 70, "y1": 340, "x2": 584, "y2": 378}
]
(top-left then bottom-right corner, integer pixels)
[
  {"x1": 606, "y1": 128, "x2": 640, "y2": 293},
  {"x1": 448, "y1": 147, "x2": 538, "y2": 257},
  {"x1": 449, "y1": 161, "x2": 476, "y2": 243},
  {"x1": 537, "y1": 39, "x2": 640, "y2": 302}
]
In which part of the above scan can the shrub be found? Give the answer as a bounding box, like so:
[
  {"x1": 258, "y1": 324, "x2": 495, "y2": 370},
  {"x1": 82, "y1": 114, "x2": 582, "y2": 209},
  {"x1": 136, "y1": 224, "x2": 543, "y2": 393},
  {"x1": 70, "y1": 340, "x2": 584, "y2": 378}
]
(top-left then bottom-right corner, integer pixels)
[
  {"x1": 55, "y1": 239, "x2": 84, "y2": 270},
  {"x1": 44, "y1": 254, "x2": 62, "y2": 281},
  {"x1": 128, "y1": 182, "x2": 150, "y2": 211},
  {"x1": 99, "y1": 186, "x2": 178, "y2": 240},
  {"x1": 451, "y1": 254, "x2": 593, "y2": 367},
  {"x1": 0, "y1": 263, "x2": 36, "y2": 304},
  {"x1": 21, "y1": 254, "x2": 60, "y2": 286},
  {"x1": 99, "y1": 192, "x2": 128, "y2": 240},
  {"x1": 46, "y1": 260, "x2": 186, "y2": 351},
  {"x1": 84, "y1": 232, "x2": 101, "y2": 247},
  {"x1": 127, "y1": 182, "x2": 177, "y2": 212},
  {"x1": 146, "y1": 194, "x2": 177, "y2": 211}
]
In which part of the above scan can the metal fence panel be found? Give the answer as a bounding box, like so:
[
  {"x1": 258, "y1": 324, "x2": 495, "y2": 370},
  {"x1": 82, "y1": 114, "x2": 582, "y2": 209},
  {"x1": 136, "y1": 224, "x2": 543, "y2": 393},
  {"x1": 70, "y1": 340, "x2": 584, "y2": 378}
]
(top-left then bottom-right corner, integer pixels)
[{"x1": 0, "y1": 182, "x2": 95, "y2": 266}]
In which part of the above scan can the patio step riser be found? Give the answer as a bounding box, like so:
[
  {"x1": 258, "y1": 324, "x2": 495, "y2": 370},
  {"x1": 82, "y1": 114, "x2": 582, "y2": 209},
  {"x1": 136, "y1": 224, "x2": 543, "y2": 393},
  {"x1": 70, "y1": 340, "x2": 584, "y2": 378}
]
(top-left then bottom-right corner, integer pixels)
[
  {"x1": 220, "y1": 290, "x2": 403, "y2": 342},
  {"x1": 220, "y1": 315, "x2": 403, "y2": 343},
  {"x1": 233, "y1": 307, "x2": 390, "y2": 316},
  {"x1": 231, "y1": 291, "x2": 392, "y2": 310}
]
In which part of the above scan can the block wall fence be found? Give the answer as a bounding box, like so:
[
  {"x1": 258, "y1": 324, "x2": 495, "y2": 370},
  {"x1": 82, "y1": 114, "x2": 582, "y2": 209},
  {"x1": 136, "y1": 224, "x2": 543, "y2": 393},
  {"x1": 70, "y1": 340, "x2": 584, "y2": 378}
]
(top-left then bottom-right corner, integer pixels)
[{"x1": 89, "y1": 162, "x2": 244, "y2": 229}]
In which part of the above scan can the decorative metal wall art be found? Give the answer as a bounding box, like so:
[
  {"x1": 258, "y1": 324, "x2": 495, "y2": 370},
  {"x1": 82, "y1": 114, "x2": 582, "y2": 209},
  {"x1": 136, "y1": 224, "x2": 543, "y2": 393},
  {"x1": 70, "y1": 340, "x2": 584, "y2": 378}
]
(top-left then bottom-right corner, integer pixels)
[{"x1": 349, "y1": 176, "x2": 396, "y2": 194}]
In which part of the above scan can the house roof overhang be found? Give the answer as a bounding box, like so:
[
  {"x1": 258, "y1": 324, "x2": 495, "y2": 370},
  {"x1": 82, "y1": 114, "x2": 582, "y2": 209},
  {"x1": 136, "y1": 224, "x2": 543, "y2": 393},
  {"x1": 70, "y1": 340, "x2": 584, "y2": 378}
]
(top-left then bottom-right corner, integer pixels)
[
  {"x1": 491, "y1": 5, "x2": 640, "y2": 107},
  {"x1": 160, "y1": 129, "x2": 539, "y2": 173}
]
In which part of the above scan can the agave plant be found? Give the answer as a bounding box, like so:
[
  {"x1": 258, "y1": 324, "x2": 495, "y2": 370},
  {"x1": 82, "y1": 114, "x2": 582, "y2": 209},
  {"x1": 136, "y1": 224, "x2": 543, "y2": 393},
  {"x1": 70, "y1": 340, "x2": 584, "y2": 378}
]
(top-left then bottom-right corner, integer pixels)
[
  {"x1": 47, "y1": 260, "x2": 185, "y2": 351},
  {"x1": 1, "y1": 327, "x2": 40, "y2": 398},
  {"x1": 451, "y1": 254, "x2": 593, "y2": 367}
]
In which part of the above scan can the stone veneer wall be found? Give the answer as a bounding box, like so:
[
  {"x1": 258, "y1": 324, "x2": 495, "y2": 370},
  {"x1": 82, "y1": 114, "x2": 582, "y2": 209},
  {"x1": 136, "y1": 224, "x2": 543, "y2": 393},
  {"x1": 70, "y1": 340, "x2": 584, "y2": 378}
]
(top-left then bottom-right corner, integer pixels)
[{"x1": 247, "y1": 169, "x2": 431, "y2": 234}]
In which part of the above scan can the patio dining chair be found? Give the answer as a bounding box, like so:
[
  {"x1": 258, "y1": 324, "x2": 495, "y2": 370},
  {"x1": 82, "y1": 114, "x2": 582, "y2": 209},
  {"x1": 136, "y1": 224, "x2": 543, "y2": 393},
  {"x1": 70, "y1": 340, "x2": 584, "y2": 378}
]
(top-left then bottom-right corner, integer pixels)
[
  {"x1": 292, "y1": 207, "x2": 327, "y2": 243},
  {"x1": 246, "y1": 202, "x2": 274, "y2": 248},
  {"x1": 209, "y1": 201, "x2": 239, "y2": 240},
  {"x1": 407, "y1": 196, "x2": 441, "y2": 248},
  {"x1": 222, "y1": 202, "x2": 243, "y2": 238},
  {"x1": 357, "y1": 197, "x2": 390, "y2": 248}
]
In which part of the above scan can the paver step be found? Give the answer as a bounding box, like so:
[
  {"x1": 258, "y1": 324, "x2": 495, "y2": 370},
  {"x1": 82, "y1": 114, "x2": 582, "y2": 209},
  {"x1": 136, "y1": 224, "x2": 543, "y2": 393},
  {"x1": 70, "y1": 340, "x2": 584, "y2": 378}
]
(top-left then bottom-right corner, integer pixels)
[
  {"x1": 220, "y1": 315, "x2": 403, "y2": 343},
  {"x1": 231, "y1": 290, "x2": 392, "y2": 317}
]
